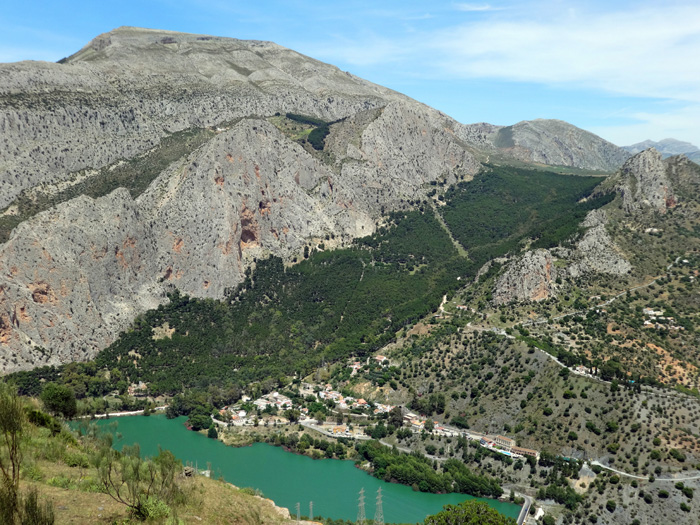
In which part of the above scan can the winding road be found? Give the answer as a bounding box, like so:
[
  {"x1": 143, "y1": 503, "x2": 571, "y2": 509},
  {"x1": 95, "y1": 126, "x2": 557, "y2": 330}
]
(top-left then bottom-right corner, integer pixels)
[{"x1": 590, "y1": 461, "x2": 700, "y2": 482}]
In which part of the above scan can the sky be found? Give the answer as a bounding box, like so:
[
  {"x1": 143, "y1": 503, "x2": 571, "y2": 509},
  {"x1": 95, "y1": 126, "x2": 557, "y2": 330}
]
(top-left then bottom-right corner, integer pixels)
[{"x1": 2, "y1": 0, "x2": 699, "y2": 148}]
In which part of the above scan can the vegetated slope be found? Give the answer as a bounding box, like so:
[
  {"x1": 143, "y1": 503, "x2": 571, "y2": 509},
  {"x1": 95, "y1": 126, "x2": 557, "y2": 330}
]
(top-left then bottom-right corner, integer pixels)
[
  {"x1": 9, "y1": 166, "x2": 614, "y2": 400},
  {"x1": 0, "y1": 27, "x2": 638, "y2": 374},
  {"x1": 366, "y1": 326, "x2": 700, "y2": 524},
  {"x1": 459, "y1": 119, "x2": 631, "y2": 171},
  {"x1": 474, "y1": 151, "x2": 700, "y2": 390},
  {"x1": 439, "y1": 165, "x2": 613, "y2": 264},
  {"x1": 5, "y1": 399, "x2": 294, "y2": 524},
  {"x1": 11, "y1": 209, "x2": 466, "y2": 395}
]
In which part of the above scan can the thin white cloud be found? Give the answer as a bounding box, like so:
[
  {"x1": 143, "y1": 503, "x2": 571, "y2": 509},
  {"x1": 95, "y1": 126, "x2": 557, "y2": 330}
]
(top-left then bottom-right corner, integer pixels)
[
  {"x1": 454, "y1": 3, "x2": 504, "y2": 12},
  {"x1": 402, "y1": 13, "x2": 435, "y2": 20},
  {"x1": 306, "y1": 2, "x2": 700, "y2": 145},
  {"x1": 431, "y1": 5, "x2": 700, "y2": 103}
]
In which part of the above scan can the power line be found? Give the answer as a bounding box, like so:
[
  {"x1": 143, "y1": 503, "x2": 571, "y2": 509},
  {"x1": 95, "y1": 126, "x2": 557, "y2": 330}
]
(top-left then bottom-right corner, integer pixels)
[
  {"x1": 357, "y1": 488, "x2": 366, "y2": 525},
  {"x1": 374, "y1": 487, "x2": 384, "y2": 525}
]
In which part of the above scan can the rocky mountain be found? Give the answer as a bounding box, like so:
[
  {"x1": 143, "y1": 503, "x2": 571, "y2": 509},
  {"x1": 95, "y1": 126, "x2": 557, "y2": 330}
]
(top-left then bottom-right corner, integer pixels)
[
  {"x1": 491, "y1": 150, "x2": 700, "y2": 305},
  {"x1": 623, "y1": 138, "x2": 700, "y2": 163},
  {"x1": 0, "y1": 27, "x2": 480, "y2": 372},
  {"x1": 0, "y1": 27, "x2": 637, "y2": 372},
  {"x1": 460, "y1": 118, "x2": 631, "y2": 172}
]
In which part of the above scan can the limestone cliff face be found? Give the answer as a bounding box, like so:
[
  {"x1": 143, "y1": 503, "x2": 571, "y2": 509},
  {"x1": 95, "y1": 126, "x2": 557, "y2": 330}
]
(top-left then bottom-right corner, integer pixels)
[
  {"x1": 618, "y1": 148, "x2": 677, "y2": 213},
  {"x1": 567, "y1": 209, "x2": 631, "y2": 277},
  {"x1": 0, "y1": 28, "x2": 481, "y2": 372},
  {"x1": 0, "y1": 26, "x2": 407, "y2": 208},
  {"x1": 493, "y1": 210, "x2": 631, "y2": 305},
  {"x1": 492, "y1": 250, "x2": 559, "y2": 305},
  {"x1": 0, "y1": 27, "x2": 649, "y2": 372},
  {"x1": 0, "y1": 189, "x2": 163, "y2": 368}
]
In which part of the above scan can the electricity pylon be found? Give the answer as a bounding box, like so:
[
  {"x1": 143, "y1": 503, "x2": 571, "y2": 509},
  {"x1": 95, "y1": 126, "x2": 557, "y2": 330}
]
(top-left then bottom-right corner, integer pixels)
[
  {"x1": 374, "y1": 487, "x2": 384, "y2": 525},
  {"x1": 357, "y1": 488, "x2": 366, "y2": 525}
]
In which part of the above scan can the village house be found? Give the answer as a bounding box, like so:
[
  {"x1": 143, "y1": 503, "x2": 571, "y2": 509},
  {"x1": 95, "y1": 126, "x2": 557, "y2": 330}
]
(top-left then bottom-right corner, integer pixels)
[
  {"x1": 127, "y1": 381, "x2": 148, "y2": 397},
  {"x1": 482, "y1": 434, "x2": 515, "y2": 451},
  {"x1": 373, "y1": 403, "x2": 395, "y2": 415},
  {"x1": 252, "y1": 391, "x2": 292, "y2": 411},
  {"x1": 512, "y1": 446, "x2": 540, "y2": 459}
]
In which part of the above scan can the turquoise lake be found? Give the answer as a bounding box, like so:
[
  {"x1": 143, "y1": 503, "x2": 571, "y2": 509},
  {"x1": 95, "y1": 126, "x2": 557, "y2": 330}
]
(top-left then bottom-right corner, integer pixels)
[{"x1": 92, "y1": 414, "x2": 520, "y2": 523}]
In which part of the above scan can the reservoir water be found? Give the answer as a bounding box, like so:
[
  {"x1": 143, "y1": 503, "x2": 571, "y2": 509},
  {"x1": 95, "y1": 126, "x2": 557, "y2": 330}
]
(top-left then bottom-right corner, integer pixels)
[{"x1": 93, "y1": 414, "x2": 520, "y2": 523}]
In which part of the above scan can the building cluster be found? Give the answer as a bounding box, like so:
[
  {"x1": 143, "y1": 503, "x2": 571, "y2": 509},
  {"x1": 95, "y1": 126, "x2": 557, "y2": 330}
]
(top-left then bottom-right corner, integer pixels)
[
  {"x1": 373, "y1": 403, "x2": 394, "y2": 415},
  {"x1": 348, "y1": 355, "x2": 390, "y2": 376},
  {"x1": 252, "y1": 391, "x2": 293, "y2": 411},
  {"x1": 221, "y1": 407, "x2": 248, "y2": 423},
  {"x1": 642, "y1": 308, "x2": 684, "y2": 331},
  {"x1": 319, "y1": 385, "x2": 370, "y2": 410},
  {"x1": 402, "y1": 412, "x2": 453, "y2": 435}
]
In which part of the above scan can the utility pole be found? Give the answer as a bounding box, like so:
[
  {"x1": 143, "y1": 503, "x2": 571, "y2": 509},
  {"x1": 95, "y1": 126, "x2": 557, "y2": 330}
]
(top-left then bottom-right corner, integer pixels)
[
  {"x1": 374, "y1": 487, "x2": 384, "y2": 525},
  {"x1": 295, "y1": 503, "x2": 300, "y2": 523},
  {"x1": 357, "y1": 488, "x2": 366, "y2": 525},
  {"x1": 309, "y1": 501, "x2": 313, "y2": 521}
]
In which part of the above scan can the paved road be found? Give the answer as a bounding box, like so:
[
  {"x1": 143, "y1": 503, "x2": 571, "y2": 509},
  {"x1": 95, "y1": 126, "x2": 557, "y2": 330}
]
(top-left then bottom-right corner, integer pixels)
[
  {"x1": 516, "y1": 495, "x2": 532, "y2": 525},
  {"x1": 590, "y1": 460, "x2": 700, "y2": 482}
]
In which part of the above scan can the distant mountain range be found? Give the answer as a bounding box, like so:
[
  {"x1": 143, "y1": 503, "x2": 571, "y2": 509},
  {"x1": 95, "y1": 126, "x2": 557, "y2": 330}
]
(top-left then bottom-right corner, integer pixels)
[{"x1": 623, "y1": 138, "x2": 700, "y2": 162}]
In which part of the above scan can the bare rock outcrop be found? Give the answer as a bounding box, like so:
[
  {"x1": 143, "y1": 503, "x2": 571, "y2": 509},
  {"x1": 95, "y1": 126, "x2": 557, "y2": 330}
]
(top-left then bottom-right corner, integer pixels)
[
  {"x1": 618, "y1": 148, "x2": 676, "y2": 213},
  {"x1": 0, "y1": 27, "x2": 643, "y2": 371},
  {"x1": 493, "y1": 210, "x2": 630, "y2": 305},
  {"x1": 567, "y1": 209, "x2": 631, "y2": 277},
  {"x1": 493, "y1": 250, "x2": 559, "y2": 304},
  {"x1": 0, "y1": 26, "x2": 409, "y2": 208}
]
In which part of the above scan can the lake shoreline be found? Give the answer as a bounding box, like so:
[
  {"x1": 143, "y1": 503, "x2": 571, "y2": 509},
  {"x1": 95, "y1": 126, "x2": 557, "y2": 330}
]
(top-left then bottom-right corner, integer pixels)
[{"x1": 92, "y1": 413, "x2": 522, "y2": 523}]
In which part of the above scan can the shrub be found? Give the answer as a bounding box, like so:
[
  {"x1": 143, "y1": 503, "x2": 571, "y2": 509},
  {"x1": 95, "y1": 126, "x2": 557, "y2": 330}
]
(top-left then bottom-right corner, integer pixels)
[
  {"x1": 605, "y1": 500, "x2": 616, "y2": 512},
  {"x1": 143, "y1": 497, "x2": 170, "y2": 519},
  {"x1": 669, "y1": 449, "x2": 686, "y2": 462},
  {"x1": 47, "y1": 476, "x2": 73, "y2": 489},
  {"x1": 63, "y1": 451, "x2": 89, "y2": 468},
  {"x1": 40, "y1": 383, "x2": 77, "y2": 419}
]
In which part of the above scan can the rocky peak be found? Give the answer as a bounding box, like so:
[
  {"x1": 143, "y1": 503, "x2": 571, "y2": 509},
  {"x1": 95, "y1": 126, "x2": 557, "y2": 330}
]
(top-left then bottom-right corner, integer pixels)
[{"x1": 618, "y1": 148, "x2": 676, "y2": 213}]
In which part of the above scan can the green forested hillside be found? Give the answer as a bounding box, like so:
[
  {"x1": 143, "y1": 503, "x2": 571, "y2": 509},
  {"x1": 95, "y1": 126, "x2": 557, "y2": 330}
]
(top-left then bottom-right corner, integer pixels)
[{"x1": 440, "y1": 165, "x2": 612, "y2": 264}]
